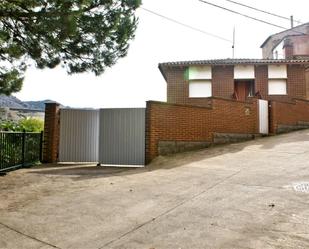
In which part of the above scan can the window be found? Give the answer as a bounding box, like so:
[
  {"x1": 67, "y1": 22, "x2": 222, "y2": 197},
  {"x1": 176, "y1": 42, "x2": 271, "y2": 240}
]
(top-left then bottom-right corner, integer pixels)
[
  {"x1": 248, "y1": 81, "x2": 255, "y2": 97},
  {"x1": 268, "y1": 65, "x2": 287, "y2": 95},
  {"x1": 188, "y1": 66, "x2": 212, "y2": 79},
  {"x1": 268, "y1": 79, "x2": 287, "y2": 95},
  {"x1": 188, "y1": 66, "x2": 212, "y2": 97},
  {"x1": 189, "y1": 81, "x2": 212, "y2": 97},
  {"x1": 234, "y1": 65, "x2": 254, "y2": 79},
  {"x1": 268, "y1": 65, "x2": 287, "y2": 78}
]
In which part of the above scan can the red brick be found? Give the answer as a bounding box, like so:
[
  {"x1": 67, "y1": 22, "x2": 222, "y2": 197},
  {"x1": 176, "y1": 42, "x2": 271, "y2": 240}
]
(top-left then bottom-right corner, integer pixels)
[
  {"x1": 145, "y1": 98, "x2": 258, "y2": 163},
  {"x1": 43, "y1": 103, "x2": 60, "y2": 163}
]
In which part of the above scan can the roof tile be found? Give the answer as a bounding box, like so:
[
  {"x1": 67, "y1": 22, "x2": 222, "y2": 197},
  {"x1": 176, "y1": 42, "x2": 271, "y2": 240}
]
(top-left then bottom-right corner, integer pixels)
[{"x1": 159, "y1": 58, "x2": 309, "y2": 67}]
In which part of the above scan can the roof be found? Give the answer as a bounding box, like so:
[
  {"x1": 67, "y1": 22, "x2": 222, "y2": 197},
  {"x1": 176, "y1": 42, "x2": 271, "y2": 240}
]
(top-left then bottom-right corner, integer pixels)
[
  {"x1": 158, "y1": 58, "x2": 309, "y2": 80},
  {"x1": 260, "y1": 22, "x2": 309, "y2": 48},
  {"x1": 159, "y1": 58, "x2": 309, "y2": 67}
]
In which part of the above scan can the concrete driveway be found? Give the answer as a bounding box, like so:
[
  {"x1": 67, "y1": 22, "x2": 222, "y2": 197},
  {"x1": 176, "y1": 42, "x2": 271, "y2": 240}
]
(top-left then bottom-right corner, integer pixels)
[{"x1": 1, "y1": 130, "x2": 309, "y2": 249}]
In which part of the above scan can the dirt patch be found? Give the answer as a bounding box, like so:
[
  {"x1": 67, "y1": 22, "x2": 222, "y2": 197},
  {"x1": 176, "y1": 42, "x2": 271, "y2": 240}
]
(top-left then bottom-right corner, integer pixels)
[{"x1": 0, "y1": 164, "x2": 140, "y2": 212}]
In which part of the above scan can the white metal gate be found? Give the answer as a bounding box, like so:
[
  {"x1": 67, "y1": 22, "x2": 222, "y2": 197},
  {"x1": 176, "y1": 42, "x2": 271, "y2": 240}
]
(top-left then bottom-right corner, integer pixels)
[
  {"x1": 258, "y1": 99, "x2": 269, "y2": 134},
  {"x1": 58, "y1": 108, "x2": 145, "y2": 166},
  {"x1": 59, "y1": 109, "x2": 99, "y2": 162},
  {"x1": 98, "y1": 108, "x2": 146, "y2": 166}
]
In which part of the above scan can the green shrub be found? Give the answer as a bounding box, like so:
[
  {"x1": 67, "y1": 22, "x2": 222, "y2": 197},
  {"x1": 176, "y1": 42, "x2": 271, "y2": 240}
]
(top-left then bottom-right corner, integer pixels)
[
  {"x1": 0, "y1": 120, "x2": 21, "y2": 131},
  {"x1": 0, "y1": 118, "x2": 44, "y2": 132},
  {"x1": 19, "y1": 118, "x2": 44, "y2": 132}
]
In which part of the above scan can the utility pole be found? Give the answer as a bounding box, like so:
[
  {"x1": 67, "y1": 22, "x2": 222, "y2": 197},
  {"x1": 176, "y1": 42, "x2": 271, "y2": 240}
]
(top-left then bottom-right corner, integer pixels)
[{"x1": 290, "y1": 15, "x2": 294, "y2": 28}]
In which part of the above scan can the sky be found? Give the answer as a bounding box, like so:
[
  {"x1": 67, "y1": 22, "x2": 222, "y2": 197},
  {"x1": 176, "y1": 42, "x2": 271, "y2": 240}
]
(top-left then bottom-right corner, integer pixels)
[{"x1": 15, "y1": 0, "x2": 309, "y2": 108}]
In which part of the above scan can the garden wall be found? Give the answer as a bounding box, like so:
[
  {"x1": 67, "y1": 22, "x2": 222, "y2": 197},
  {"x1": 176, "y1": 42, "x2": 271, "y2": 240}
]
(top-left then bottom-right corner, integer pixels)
[
  {"x1": 43, "y1": 98, "x2": 309, "y2": 165},
  {"x1": 145, "y1": 97, "x2": 259, "y2": 163},
  {"x1": 270, "y1": 99, "x2": 309, "y2": 134}
]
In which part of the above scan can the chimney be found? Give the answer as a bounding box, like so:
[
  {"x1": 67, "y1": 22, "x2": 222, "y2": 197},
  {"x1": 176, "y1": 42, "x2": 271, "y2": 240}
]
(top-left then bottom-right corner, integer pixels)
[{"x1": 283, "y1": 38, "x2": 294, "y2": 59}]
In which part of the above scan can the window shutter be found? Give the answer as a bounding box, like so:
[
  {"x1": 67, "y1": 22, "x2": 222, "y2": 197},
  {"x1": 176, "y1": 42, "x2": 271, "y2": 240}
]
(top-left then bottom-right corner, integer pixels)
[
  {"x1": 189, "y1": 81, "x2": 212, "y2": 97},
  {"x1": 268, "y1": 65, "x2": 287, "y2": 78},
  {"x1": 189, "y1": 66, "x2": 212, "y2": 80},
  {"x1": 234, "y1": 65, "x2": 255, "y2": 79},
  {"x1": 268, "y1": 79, "x2": 287, "y2": 95}
]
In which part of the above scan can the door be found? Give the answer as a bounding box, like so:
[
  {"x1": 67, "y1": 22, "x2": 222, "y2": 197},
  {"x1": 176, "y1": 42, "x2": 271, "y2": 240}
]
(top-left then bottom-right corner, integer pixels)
[
  {"x1": 98, "y1": 108, "x2": 145, "y2": 166},
  {"x1": 234, "y1": 80, "x2": 254, "y2": 101},
  {"x1": 235, "y1": 81, "x2": 247, "y2": 101}
]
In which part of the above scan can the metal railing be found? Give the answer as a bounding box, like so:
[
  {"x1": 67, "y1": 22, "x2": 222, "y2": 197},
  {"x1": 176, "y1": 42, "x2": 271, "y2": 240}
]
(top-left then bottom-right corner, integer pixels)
[{"x1": 0, "y1": 131, "x2": 43, "y2": 172}]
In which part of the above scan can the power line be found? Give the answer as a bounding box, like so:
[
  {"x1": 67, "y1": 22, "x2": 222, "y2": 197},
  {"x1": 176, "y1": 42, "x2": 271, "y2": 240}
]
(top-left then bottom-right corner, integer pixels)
[
  {"x1": 198, "y1": 0, "x2": 289, "y2": 30},
  {"x1": 223, "y1": 0, "x2": 302, "y2": 24},
  {"x1": 140, "y1": 7, "x2": 233, "y2": 43}
]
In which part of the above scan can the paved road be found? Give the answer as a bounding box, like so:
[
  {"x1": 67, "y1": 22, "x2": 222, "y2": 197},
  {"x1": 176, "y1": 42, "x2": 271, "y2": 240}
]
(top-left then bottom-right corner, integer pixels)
[{"x1": 1, "y1": 130, "x2": 309, "y2": 249}]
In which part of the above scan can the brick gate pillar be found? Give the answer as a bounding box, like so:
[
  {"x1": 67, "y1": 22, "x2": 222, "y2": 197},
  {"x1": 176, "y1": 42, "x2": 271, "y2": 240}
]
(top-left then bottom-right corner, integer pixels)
[{"x1": 43, "y1": 102, "x2": 60, "y2": 163}]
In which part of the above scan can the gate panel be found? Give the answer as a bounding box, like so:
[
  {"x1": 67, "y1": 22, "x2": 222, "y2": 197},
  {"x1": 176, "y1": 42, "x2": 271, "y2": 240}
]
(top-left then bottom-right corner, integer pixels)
[
  {"x1": 99, "y1": 108, "x2": 145, "y2": 166},
  {"x1": 258, "y1": 100, "x2": 269, "y2": 134},
  {"x1": 59, "y1": 109, "x2": 99, "y2": 162}
]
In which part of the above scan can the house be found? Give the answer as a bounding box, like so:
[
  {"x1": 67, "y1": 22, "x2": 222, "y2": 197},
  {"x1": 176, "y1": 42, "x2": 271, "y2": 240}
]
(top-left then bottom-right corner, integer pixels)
[
  {"x1": 158, "y1": 23, "x2": 309, "y2": 105},
  {"x1": 159, "y1": 59, "x2": 309, "y2": 103}
]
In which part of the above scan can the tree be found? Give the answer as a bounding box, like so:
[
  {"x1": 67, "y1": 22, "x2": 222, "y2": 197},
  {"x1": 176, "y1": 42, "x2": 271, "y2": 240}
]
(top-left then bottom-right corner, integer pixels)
[{"x1": 0, "y1": 0, "x2": 141, "y2": 95}]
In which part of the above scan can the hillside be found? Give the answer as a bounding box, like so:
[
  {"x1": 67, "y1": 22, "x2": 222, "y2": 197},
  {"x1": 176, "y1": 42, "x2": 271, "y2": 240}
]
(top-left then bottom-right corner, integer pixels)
[
  {"x1": 0, "y1": 95, "x2": 55, "y2": 111},
  {"x1": 24, "y1": 100, "x2": 55, "y2": 110}
]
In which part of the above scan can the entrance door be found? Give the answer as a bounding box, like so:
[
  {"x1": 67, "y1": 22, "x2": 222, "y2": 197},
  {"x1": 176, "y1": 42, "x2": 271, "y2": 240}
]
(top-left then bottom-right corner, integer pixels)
[{"x1": 234, "y1": 80, "x2": 254, "y2": 101}]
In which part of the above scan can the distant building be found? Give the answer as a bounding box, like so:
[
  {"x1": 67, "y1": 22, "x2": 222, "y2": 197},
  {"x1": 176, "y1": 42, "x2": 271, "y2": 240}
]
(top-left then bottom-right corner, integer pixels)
[
  {"x1": 0, "y1": 107, "x2": 44, "y2": 121},
  {"x1": 260, "y1": 22, "x2": 309, "y2": 60}
]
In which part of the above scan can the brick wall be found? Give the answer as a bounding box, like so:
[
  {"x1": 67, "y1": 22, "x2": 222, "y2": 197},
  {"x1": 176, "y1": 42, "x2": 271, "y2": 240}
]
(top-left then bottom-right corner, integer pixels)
[
  {"x1": 165, "y1": 64, "x2": 308, "y2": 105},
  {"x1": 43, "y1": 102, "x2": 60, "y2": 163},
  {"x1": 145, "y1": 97, "x2": 258, "y2": 163},
  {"x1": 270, "y1": 99, "x2": 309, "y2": 134}
]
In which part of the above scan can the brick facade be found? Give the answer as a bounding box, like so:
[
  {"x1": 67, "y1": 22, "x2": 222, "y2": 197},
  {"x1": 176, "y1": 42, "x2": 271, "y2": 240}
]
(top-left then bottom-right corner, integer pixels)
[
  {"x1": 254, "y1": 65, "x2": 268, "y2": 99},
  {"x1": 287, "y1": 65, "x2": 307, "y2": 100},
  {"x1": 145, "y1": 98, "x2": 258, "y2": 163},
  {"x1": 43, "y1": 102, "x2": 60, "y2": 163},
  {"x1": 166, "y1": 67, "x2": 212, "y2": 107},
  {"x1": 212, "y1": 66, "x2": 234, "y2": 99},
  {"x1": 164, "y1": 64, "x2": 308, "y2": 105}
]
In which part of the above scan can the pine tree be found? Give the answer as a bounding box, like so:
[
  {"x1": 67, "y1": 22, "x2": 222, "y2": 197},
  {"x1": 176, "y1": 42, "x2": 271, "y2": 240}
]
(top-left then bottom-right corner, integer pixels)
[{"x1": 0, "y1": 0, "x2": 141, "y2": 95}]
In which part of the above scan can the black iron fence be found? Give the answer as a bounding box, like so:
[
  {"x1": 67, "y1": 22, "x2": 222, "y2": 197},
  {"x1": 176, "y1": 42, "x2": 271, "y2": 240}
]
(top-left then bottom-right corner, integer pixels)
[{"x1": 0, "y1": 131, "x2": 43, "y2": 172}]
